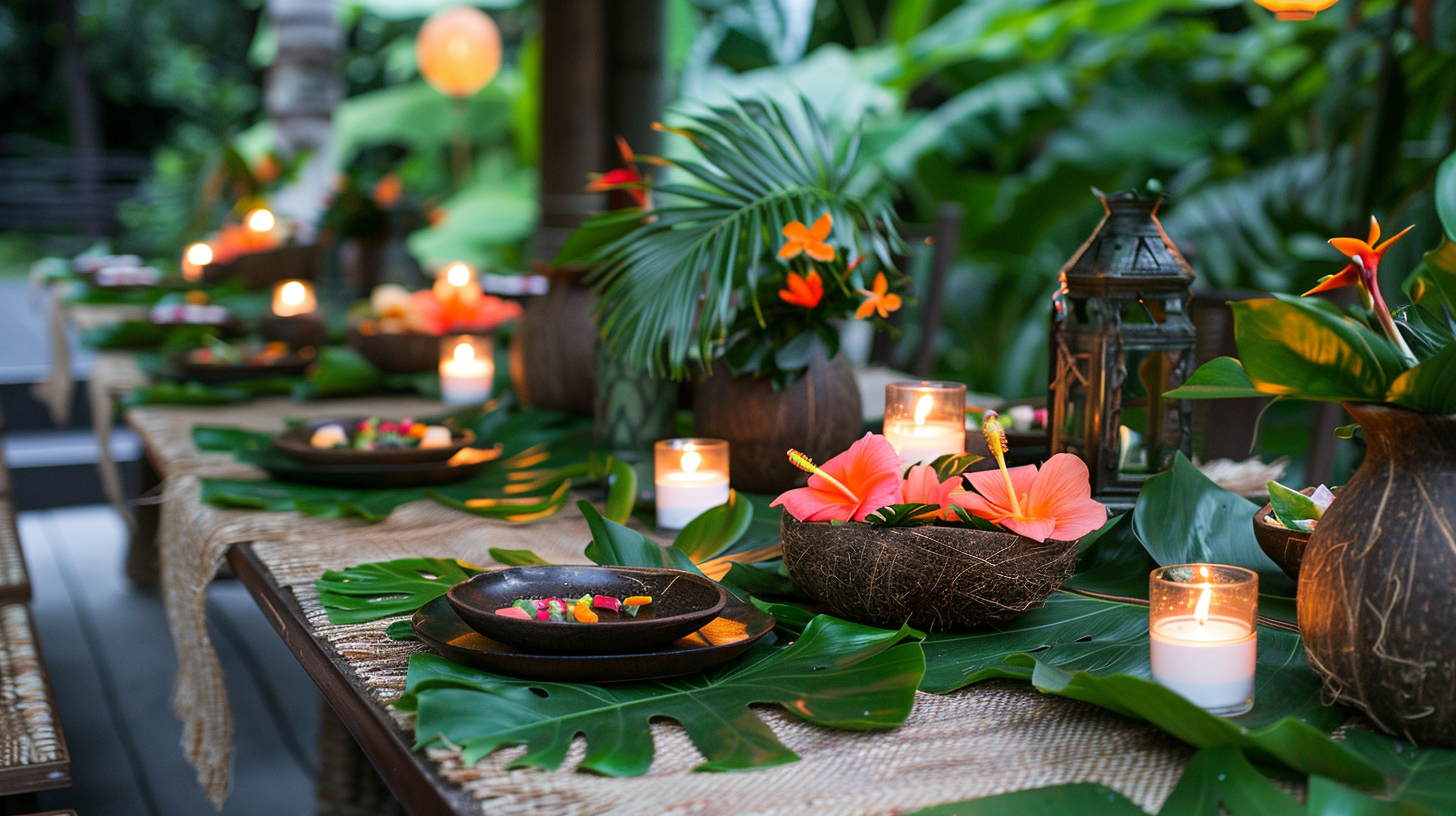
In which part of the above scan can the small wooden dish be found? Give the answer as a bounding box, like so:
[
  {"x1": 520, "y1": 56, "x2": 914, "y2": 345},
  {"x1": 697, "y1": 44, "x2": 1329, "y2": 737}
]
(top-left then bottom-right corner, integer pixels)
[
  {"x1": 446, "y1": 566, "x2": 729, "y2": 655},
  {"x1": 348, "y1": 330, "x2": 441, "y2": 374},
  {"x1": 780, "y1": 516, "x2": 1078, "y2": 631},
  {"x1": 1253, "y1": 486, "x2": 1319, "y2": 581},
  {"x1": 273, "y1": 416, "x2": 474, "y2": 466}
]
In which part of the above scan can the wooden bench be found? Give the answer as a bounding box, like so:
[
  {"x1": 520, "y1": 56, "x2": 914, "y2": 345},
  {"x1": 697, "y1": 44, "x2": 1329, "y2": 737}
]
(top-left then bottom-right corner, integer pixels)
[{"x1": 0, "y1": 455, "x2": 71, "y2": 810}]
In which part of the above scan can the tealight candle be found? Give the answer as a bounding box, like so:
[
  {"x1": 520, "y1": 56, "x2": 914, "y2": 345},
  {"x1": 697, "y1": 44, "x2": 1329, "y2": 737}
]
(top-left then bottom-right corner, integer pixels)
[
  {"x1": 182, "y1": 242, "x2": 213, "y2": 282},
  {"x1": 245, "y1": 207, "x2": 276, "y2": 234},
  {"x1": 883, "y1": 381, "x2": 967, "y2": 468},
  {"x1": 439, "y1": 334, "x2": 493, "y2": 404},
  {"x1": 654, "y1": 438, "x2": 730, "y2": 529},
  {"x1": 433, "y1": 261, "x2": 482, "y2": 307},
  {"x1": 271, "y1": 279, "x2": 317, "y2": 317},
  {"x1": 1149, "y1": 564, "x2": 1258, "y2": 716}
]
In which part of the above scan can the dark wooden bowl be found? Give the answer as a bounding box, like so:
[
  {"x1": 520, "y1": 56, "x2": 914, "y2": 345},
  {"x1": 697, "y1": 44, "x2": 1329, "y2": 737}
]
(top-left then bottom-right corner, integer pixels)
[
  {"x1": 1253, "y1": 486, "x2": 1318, "y2": 581},
  {"x1": 273, "y1": 416, "x2": 474, "y2": 466},
  {"x1": 170, "y1": 353, "x2": 312, "y2": 385},
  {"x1": 780, "y1": 515, "x2": 1078, "y2": 631},
  {"x1": 446, "y1": 566, "x2": 729, "y2": 655},
  {"x1": 348, "y1": 330, "x2": 441, "y2": 374}
]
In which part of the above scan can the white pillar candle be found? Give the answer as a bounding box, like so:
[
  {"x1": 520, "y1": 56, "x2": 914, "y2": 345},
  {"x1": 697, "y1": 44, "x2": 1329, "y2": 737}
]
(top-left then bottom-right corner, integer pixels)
[
  {"x1": 654, "y1": 439, "x2": 731, "y2": 530},
  {"x1": 884, "y1": 382, "x2": 967, "y2": 469},
  {"x1": 439, "y1": 336, "x2": 493, "y2": 404},
  {"x1": 884, "y1": 420, "x2": 966, "y2": 468},
  {"x1": 1150, "y1": 615, "x2": 1256, "y2": 715}
]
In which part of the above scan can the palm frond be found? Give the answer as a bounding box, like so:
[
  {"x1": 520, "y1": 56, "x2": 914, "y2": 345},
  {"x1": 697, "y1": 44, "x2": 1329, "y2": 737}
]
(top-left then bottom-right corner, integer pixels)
[{"x1": 584, "y1": 96, "x2": 905, "y2": 379}]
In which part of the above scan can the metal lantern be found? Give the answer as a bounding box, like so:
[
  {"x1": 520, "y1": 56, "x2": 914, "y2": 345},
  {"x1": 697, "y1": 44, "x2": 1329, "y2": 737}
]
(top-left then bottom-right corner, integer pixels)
[{"x1": 1049, "y1": 189, "x2": 1196, "y2": 510}]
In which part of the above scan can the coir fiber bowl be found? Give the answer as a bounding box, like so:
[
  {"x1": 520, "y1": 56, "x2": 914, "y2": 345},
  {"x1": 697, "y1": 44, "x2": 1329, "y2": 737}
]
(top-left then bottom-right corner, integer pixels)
[
  {"x1": 780, "y1": 515, "x2": 1078, "y2": 631},
  {"x1": 1253, "y1": 486, "x2": 1319, "y2": 581},
  {"x1": 273, "y1": 416, "x2": 474, "y2": 466},
  {"x1": 446, "y1": 566, "x2": 729, "y2": 655},
  {"x1": 348, "y1": 330, "x2": 440, "y2": 374}
]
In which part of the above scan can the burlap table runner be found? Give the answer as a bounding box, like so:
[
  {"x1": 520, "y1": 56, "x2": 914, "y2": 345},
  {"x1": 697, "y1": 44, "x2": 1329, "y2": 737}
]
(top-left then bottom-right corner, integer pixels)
[{"x1": 0, "y1": 603, "x2": 65, "y2": 772}]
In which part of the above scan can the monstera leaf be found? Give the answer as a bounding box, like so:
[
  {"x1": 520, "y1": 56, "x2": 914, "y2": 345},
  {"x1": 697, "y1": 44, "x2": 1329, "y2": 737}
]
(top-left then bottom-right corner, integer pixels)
[
  {"x1": 316, "y1": 558, "x2": 480, "y2": 624},
  {"x1": 1340, "y1": 729, "x2": 1456, "y2": 813},
  {"x1": 397, "y1": 615, "x2": 926, "y2": 776}
]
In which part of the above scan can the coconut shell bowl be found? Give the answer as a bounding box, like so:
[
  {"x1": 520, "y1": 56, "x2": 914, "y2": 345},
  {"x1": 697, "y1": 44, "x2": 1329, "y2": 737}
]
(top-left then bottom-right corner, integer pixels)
[{"x1": 779, "y1": 516, "x2": 1078, "y2": 631}]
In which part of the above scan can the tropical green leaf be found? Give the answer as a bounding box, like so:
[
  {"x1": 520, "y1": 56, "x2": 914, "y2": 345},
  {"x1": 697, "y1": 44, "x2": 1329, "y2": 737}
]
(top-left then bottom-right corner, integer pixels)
[
  {"x1": 864, "y1": 503, "x2": 943, "y2": 526},
  {"x1": 1306, "y1": 776, "x2": 1438, "y2": 816},
  {"x1": 603, "y1": 455, "x2": 638, "y2": 524},
  {"x1": 906, "y1": 782, "x2": 1147, "y2": 816},
  {"x1": 720, "y1": 561, "x2": 806, "y2": 599},
  {"x1": 1165, "y1": 356, "x2": 1269, "y2": 400},
  {"x1": 385, "y1": 620, "x2": 417, "y2": 641},
  {"x1": 1340, "y1": 729, "x2": 1456, "y2": 814},
  {"x1": 1132, "y1": 453, "x2": 1295, "y2": 596},
  {"x1": 1403, "y1": 238, "x2": 1456, "y2": 316},
  {"x1": 672, "y1": 490, "x2": 754, "y2": 562},
  {"x1": 1267, "y1": 481, "x2": 1322, "y2": 529},
  {"x1": 579, "y1": 501, "x2": 702, "y2": 575},
  {"x1": 1386, "y1": 346, "x2": 1456, "y2": 415},
  {"x1": 1435, "y1": 148, "x2": 1456, "y2": 240},
  {"x1": 397, "y1": 614, "x2": 926, "y2": 776},
  {"x1": 487, "y1": 548, "x2": 552, "y2": 567},
  {"x1": 930, "y1": 452, "x2": 984, "y2": 481},
  {"x1": 315, "y1": 558, "x2": 481, "y2": 625},
  {"x1": 1230, "y1": 295, "x2": 1409, "y2": 403}
]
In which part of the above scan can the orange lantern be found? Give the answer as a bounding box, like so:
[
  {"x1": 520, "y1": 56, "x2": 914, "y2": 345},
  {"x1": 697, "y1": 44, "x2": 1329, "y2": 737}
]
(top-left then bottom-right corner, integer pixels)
[
  {"x1": 1252, "y1": 0, "x2": 1338, "y2": 20},
  {"x1": 416, "y1": 6, "x2": 501, "y2": 98}
]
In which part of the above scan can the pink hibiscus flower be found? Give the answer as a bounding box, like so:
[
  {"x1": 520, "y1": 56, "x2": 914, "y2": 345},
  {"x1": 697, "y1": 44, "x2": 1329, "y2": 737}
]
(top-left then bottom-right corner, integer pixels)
[
  {"x1": 953, "y1": 453, "x2": 1107, "y2": 543},
  {"x1": 772, "y1": 433, "x2": 904, "y2": 522}
]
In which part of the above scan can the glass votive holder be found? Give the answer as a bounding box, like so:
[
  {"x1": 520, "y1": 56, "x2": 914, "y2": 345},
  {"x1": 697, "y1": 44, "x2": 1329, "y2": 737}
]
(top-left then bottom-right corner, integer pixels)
[
  {"x1": 433, "y1": 261, "x2": 481, "y2": 304},
  {"x1": 1149, "y1": 564, "x2": 1258, "y2": 716},
  {"x1": 883, "y1": 381, "x2": 967, "y2": 468},
  {"x1": 654, "y1": 438, "x2": 730, "y2": 530},
  {"x1": 271, "y1": 279, "x2": 317, "y2": 317},
  {"x1": 439, "y1": 334, "x2": 494, "y2": 405}
]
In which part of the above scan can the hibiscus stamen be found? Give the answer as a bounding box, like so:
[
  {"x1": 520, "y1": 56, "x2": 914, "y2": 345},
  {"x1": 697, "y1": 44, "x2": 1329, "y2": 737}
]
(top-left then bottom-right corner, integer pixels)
[
  {"x1": 786, "y1": 449, "x2": 860, "y2": 504},
  {"x1": 981, "y1": 413, "x2": 1023, "y2": 519}
]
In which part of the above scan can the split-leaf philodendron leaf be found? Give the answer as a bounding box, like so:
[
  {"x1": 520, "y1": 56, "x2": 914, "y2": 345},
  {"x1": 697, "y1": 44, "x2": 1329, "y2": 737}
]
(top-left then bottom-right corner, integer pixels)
[
  {"x1": 316, "y1": 557, "x2": 480, "y2": 625},
  {"x1": 397, "y1": 614, "x2": 926, "y2": 776}
]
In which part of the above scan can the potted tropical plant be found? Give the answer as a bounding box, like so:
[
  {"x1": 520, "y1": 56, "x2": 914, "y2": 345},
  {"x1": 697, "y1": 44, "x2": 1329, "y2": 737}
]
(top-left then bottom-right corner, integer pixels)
[
  {"x1": 1170, "y1": 200, "x2": 1456, "y2": 745},
  {"x1": 773, "y1": 415, "x2": 1107, "y2": 630},
  {"x1": 567, "y1": 98, "x2": 909, "y2": 492}
]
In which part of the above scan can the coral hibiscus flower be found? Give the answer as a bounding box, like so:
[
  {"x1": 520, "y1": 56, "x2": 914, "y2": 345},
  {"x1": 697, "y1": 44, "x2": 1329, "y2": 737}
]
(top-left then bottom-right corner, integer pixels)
[
  {"x1": 902, "y1": 464, "x2": 965, "y2": 521},
  {"x1": 779, "y1": 213, "x2": 835, "y2": 262},
  {"x1": 953, "y1": 453, "x2": 1107, "y2": 543},
  {"x1": 855, "y1": 272, "x2": 902, "y2": 319},
  {"x1": 772, "y1": 433, "x2": 903, "y2": 522},
  {"x1": 778, "y1": 269, "x2": 824, "y2": 308}
]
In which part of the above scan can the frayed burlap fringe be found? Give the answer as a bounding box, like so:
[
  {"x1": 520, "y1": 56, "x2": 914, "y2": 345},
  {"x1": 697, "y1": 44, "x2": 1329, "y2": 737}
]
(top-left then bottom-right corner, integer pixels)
[
  {"x1": 250, "y1": 539, "x2": 1197, "y2": 816},
  {"x1": 0, "y1": 604, "x2": 64, "y2": 769}
]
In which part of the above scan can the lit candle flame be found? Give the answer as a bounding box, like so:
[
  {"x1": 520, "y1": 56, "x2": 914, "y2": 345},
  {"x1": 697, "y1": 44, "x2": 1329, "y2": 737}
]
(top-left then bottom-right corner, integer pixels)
[
  {"x1": 185, "y1": 242, "x2": 213, "y2": 267},
  {"x1": 1194, "y1": 566, "x2": 1212, "y2": 626},
  {"x1": 246, "y1": 208, "x2": 275, "y2": 232},
  {"x1": 681, "y1": 450, "x2": 702, "y2": 473},
  {"x1": 280, "y1": 280, "x2": 306, "y2": 307},
  {"x1": 913, "y1": 394, "x2": 933, "y2": 426},
  {"x1": 453, "y1": 342, "x2": 475, "y2": 363},
  {"x1": 446, "y1": 263, "x2": 470, "y2": 286}
]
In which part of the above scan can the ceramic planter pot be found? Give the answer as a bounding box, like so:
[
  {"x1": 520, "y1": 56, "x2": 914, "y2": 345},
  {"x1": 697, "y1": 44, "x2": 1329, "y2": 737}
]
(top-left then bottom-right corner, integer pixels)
[
  {"x1": 692, "y1": 349, "x2": 862, "y2": 494},
  {"x1": 1298, "y1": 403, "x2": 1456, "y2": 746},
  {"x1": 1252, "y1": 486, "x2": 1318, "y2": 581},
  {"x1": 780, "y1": 515, "x2": 1078, "y2": 631},
  {"x1": 509, "y1": 270, "x2": 598, "y2": 415}
]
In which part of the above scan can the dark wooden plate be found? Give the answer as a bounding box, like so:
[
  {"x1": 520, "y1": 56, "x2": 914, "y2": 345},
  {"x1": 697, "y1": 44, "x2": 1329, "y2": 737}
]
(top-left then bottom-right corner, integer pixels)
[
  {"x1": 171, "y1": 353, "x2": 312, "y2": 384},
  {"x1": 260, "y1": 446, "x2": 500, "y2": 489},
  {"x1": 274, "y1": 416, "x2": 475, "y2": 466},
  {"x1": 412, "y1": 594, "x2": 774, "y2": 682},
  {"x1": 447, "y1": 566, "x2": 729, "y2": 655}
]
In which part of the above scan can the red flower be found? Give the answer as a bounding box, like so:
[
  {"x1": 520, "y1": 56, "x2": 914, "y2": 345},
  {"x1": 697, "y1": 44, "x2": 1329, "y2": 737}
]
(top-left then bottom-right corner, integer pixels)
[
  {"x1": 772, "y1": 434, "x2": 904, "y2": 522},
  {"x1": 952, "y1": 454, "x2": 1107, "y2": 543},
  {"x1": 586, "y1": 137, "x2": 649, "y2": 209},
  {"x1": 778, "y1": 270, "x2": 824, "y2": 308}
]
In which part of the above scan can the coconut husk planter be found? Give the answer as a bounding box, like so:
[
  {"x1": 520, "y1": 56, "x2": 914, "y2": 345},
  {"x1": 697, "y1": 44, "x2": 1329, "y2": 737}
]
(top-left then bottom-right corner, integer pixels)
[
  {"x1": 1298, "y1": 403, "x2": 1456, "y2": 747},
  {"x1": 780, "y1": 515, "x2": 1078, "y2": 631}
]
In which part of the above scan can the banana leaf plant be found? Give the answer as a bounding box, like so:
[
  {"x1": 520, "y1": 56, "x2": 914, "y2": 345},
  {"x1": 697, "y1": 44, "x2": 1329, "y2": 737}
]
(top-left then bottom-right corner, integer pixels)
[
  {"x1": 1169, "y1": 152, "x2": 1456, "y2": 417},
  {"x1": 563, "y1": 97, "x2": 910, "y2": 387}
]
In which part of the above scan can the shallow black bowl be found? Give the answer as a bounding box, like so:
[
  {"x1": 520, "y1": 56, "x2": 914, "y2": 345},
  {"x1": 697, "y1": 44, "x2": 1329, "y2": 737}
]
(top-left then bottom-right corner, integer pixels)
[
  {"x1": 260, "y1": 448, "x2": 498, "y2": 489},
  {"x1": 170, "y1": 353, "x2": 312, "y2": 385},
  {"x1": 413, "y1": 594, "x2": 774, "y2": 682},
  {"x1": 274, "y1": 416, "x2": 475, "y2": 466},
  {"x1": 446, "y1": 566, "x2": 729, "y2": 655}
]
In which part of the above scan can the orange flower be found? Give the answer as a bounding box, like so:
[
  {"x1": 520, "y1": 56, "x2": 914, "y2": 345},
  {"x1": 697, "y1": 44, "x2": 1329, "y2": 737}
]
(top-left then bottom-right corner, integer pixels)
[
  {"x1": 952, "y1": 454, "x2": 1107, "y2": 543},
  {"x1": 778, "y1": 270, "x2": 824, "y2": 309},
  {"x1": 771, "y1": 434, "x2": 904, "y2": 523},
  {"x1": 855, "y1": 272, "x2": 902, "y2": 319},
  {"x1": 779, "y1": 213, "x2": 835, "y2": 262},
  {"x1": 372, "y1": 173, "x2": 403, "y2": 207},
  {"x1": 902, "y1": 464, "x2": 966, "y2": 521},
  {"x1": 1305, "y1": 215, "x2": 1415, "y2": 363},
  {"x1": 586, "y1": 137, "x2": 649, "y2": 209}
]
